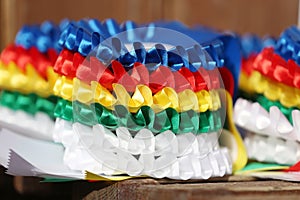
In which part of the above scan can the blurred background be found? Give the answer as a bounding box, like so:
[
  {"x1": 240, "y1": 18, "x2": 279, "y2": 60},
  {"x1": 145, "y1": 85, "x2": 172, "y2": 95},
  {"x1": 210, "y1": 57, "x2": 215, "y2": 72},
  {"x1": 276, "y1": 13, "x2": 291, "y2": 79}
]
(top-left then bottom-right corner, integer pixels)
[{"x1": 0, "y1": 0, "x2": 299, "y2": 50}]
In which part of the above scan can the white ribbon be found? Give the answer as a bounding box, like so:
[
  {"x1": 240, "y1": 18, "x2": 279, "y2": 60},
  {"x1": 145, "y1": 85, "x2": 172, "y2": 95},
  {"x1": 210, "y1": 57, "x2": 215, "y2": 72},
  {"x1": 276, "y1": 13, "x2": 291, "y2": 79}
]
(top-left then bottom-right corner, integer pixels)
[
  {"x1": 234, "y1": 98, "x2": 300, "y2": 142},
  {"x1": 0, "y1": 106, "x2": 54, "y2": 141},
  {"x1": 244, "y1": 131, "x2": 300, "y2": 165},
  {"x1": 53, "y1": 118, "x2": 232, "y2": 180}
]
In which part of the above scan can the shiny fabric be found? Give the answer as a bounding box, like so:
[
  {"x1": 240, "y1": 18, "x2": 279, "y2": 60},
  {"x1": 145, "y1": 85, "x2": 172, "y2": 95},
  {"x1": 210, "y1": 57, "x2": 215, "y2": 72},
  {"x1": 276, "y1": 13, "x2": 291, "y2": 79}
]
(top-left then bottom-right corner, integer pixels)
[
  {"x1": 256, "y1": 95, "x2": 298, "y2": 125},
  {"x1": 0, "y1": 90, "x2": 57, "y2": 119},
  {"x1": 57, "y1": 19, "x2": 241, "y2": 97},
  {"x1": 15, "y1": 20, "x2": 66, "y2": 53},
  {"x1": 253, "y1": 47, "x2": 300, "y2": 89},
  {"x1": 54, "y1": 49, "x2": 221, "y2": 92},
  {"x1": 276, "y1": 26, "x2": 300, "y2": 65},
  {"x1": 53, "y1": 77, "x2": 221, "y2": 113},
  {"x1": 54, "y1": 98, "x2": 222, "y2": 134},
  {"x1": 239, "y1": 71, "x2": 300, "y2": 108},
  {"x1": 0, "y1": 61, "x2": 58, "y2": 97}
]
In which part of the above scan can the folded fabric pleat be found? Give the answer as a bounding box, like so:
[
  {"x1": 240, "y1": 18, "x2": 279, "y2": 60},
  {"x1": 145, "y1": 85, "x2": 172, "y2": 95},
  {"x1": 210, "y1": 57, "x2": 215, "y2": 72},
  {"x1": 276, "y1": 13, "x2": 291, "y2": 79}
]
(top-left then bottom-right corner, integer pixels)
[{"x1": 54, "y1": 98, "x2": 222, "y2": 134}]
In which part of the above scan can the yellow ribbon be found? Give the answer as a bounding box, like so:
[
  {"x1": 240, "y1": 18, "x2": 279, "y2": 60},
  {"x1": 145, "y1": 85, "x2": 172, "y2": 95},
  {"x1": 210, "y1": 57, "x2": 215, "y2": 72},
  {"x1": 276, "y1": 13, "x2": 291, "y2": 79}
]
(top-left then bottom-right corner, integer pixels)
[
  {"x1": 0, "y1": 61, "x2": 58, "y2": 97},
  {"x1": 85, "y1": 171, "x2": 134, "y2": 181},
  {"x1": 222, "y1": 91, "x2": 248, "y2": 171},
  {"x1": 239, "y1": 71, "x2": 300, "y2": 108},
  {"x1": 53, "y1": 76, "x2": 221, "y2": 113}
]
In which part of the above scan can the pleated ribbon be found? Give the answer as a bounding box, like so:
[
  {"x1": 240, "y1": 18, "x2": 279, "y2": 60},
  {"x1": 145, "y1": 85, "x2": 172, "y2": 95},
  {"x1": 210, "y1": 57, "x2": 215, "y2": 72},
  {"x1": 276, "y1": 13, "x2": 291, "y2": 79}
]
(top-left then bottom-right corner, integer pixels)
[
  {"x1": 239, "y1": 70, "x2": 300, "y2": 108},
  {"x1": 0, "y1": 61, "x2": 58, "y2": 97},
  {"x1": 15, "y1": 20, "x2": 66, "y2": 53},
  {"x1": 234, "y1": 98, "x2": 300, "y2": 142},
  {"x1": 239, "y1": 34, "x2": 276, "y2": 59},
  {"x1": 0, "y1": 90, "x2": 57, "y2": 119},
  {"x1": 54, "y1": 98, "x2": 222, "y2": 134},
  {"x1": 253, "y1": 47, "x2": 300, "y2": 89},
  {"x1": 275, "y1": 26, "x2": 300, "y2": 65},
  {"x1": 0, "y1": 106, "x2": 54, "y2": 141},
  {"x1": 0, "y1": 45, "x2": 58, "y2": 79},
  {"x1": 53, "y1": 77, "x2": 221, "y2": 113},
  {"x1": 53, "y1": 118, "x2": 232, "y2": 179},
  {"x1": 256, "y1": 95, "x2": 298, "y2": 125},
  {"x1": 58, "y1": 19, "x2": 228, "y2": 69},
  {"x1": 54, "y1": 49, "x2": 221, "y2": 93},
  {"x1": 244, "y1": 130, "x2": 300, "y2": 165}
]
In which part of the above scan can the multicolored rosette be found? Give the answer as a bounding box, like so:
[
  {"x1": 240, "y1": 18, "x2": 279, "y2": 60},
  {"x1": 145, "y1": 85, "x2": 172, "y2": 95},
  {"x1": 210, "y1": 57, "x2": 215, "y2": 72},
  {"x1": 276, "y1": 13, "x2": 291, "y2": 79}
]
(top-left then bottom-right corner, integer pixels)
[
  {"x1": 235, "y1": 26, "x2": 300, "y2": 165},
  {"x1": 51, "y1": 19, "x2": 245, "y2": 180},
  {"x1": 0, "y1": 21, "x2": 65, "y2": 141},
  {"x1": 0, "y1": 18, "x2": 247, "y2": 181}
]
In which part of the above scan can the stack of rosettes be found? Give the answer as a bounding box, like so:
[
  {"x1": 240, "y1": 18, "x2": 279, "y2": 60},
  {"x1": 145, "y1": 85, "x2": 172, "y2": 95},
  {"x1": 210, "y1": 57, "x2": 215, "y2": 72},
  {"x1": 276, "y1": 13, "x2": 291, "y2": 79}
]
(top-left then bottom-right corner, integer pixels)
[
  {"x1": 0, "y1": 19, "x2": 246, "y2": 180},
  {"x1": 235, "y1": 26, "x2": 300, "y2": 165}
]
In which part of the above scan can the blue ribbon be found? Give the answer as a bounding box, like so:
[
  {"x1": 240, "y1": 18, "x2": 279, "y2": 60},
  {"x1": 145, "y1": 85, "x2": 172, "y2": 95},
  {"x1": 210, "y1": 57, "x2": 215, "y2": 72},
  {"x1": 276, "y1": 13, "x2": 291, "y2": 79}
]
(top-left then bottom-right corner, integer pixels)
[
  {"x1": 15, "y1": 20, "x2": 66, "y2": 53},
  {"x1": 57, "y1": 19, "x2": 242, "y2": 97},
  {"x1": 95, "y1": 37, "x2": 216, "y2": 71},
  {"x1": 239, "y1": 34, "x2": 276, "y2": 58},
  {"x1": 275, "y1": 26, "x2": 300, "y2": 65}
]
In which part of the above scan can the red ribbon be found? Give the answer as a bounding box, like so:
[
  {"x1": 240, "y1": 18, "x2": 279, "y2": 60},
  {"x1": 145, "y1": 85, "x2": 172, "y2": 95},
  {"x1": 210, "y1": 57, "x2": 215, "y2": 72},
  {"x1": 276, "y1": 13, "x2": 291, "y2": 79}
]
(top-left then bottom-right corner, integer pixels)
[
  {"x1": 219, "y1": 67, "x2": 234, "y2": 97},
  {"x1": 54, "y1": 49, "x2": 216, "y2": 93},
  {"x1": 242, "y1": 47, "x2": 300, "y2": 89},
  {"x1": 241, "y1": 54, "x2": 257, "y2": 76},
  {"x1": 284, "y1": 161, "x2": 300, "y2": 172},
  {"x1": 0, "y1": 44, "x2": 58, "y2": 79}
]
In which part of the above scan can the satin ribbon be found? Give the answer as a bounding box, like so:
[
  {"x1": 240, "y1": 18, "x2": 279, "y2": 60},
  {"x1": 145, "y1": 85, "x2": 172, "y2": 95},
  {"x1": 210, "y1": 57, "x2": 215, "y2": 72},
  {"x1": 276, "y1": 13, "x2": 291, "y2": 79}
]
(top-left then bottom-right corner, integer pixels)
[
  {"x1": 59, "y1": 32, "x2": 218, "y2": 72},
  {"x1": 234, "y1": 98, "x2": 300, "y2": 142},
  {"x1": 218, "y1": 67, "x2": 234, "y2": 97},
  {"x1": 239, "y1": 70, "x2": 300, "y2": 108},
  {"x1": 256, "y1": 95, "x2": 298, "y2": 125},
  {"x1": 53, "y1": 118, "x2": 232, "y2": 179},
  {"x1": 54, "y1": 49, "x2": 221, "y2": 92},
  {"x1": 53, "y1": 77, "x2": 221, "y2": 113},
  {"x1": 58, "y1": 19, "x2": 229, "y2": 68},
  {"x1": 241, "y1": 54, "x2": 257, "y2": 76},
  {"x1": 252, "y1": 47, "x2": 300, "y2": 89},
  {"x1": 0, "y1": 61, "x2": 58, "y2": 97},
  {"x1": 0, "y1": 90, "x2": 57, "y2": 118},
  {"x1": 0, "y1": 106, "x2": 54, "y2": 141},
  {"x1": 276, "y1": 26, "x2": 300, "y2": 65},
  {"x1": 15, "y1": 21, "x2": 64, "y2": 53},
  {"x1": 0, "y1": 45, "x2": 58, "y2": 79},
  {"x1": 244, "y1": 130, "x2": 300, "y2": 165},
  {"x1": 223, "y1": 91, "x2": 247, "y2": 171},
  {"x1": 58, "y1": 19, "x2": 241, "y2": 94},
  {"x1": 54, "y1": 98, "x2": 222, "y2": 134},
  {"x1": 239, "y1": 34, "x2": 276, "y2": 59}
]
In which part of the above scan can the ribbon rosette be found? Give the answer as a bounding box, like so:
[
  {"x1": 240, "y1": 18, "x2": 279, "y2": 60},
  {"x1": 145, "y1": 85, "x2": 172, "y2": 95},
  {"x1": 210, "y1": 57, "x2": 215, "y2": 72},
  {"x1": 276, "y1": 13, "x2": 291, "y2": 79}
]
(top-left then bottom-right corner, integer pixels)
[
  {"x1": 0, "y1": 18, "x2": 247, "y2": 181},
  {"x1": 60, "y1": 26, "x2": 230, "y2": 179}
]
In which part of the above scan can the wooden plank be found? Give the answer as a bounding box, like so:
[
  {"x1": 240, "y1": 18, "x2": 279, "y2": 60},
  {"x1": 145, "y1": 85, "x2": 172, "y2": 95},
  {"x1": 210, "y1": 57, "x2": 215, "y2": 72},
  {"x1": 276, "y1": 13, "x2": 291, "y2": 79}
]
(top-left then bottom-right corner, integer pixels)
[
  {"x1": 83, "y1": 178, "x2": 300, "y2": 200},
  {"x1": 83, "y1": 178, "x2": 159, "y2": 200},
  {"x1": 13, "y1": 176, "x2": 72, "y2": 198}
]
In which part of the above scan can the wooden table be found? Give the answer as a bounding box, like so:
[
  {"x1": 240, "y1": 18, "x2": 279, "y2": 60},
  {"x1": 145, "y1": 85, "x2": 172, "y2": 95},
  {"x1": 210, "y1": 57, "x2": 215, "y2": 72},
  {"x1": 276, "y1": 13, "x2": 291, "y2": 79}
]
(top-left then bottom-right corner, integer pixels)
[{"x1": 2, "y1": 170, "x2": 300, "y2": 200}]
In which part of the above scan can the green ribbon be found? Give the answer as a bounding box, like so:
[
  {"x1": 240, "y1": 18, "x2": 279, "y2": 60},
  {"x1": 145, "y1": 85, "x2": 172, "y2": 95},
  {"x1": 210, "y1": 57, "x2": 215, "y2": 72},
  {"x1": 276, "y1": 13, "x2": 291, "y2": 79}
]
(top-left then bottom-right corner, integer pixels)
[
  {"x1": 238, "y1": 90, "x2": 298, "y2": 125},
  {"x1": 0, "y1": 90, "x2": 57, "y2": 119},
  {"x1": 256, "y1": 95, "x2": 297, "y2": 125},
  {"x1": 54, "y1": 98, "x2": 222, "y2": 134}
]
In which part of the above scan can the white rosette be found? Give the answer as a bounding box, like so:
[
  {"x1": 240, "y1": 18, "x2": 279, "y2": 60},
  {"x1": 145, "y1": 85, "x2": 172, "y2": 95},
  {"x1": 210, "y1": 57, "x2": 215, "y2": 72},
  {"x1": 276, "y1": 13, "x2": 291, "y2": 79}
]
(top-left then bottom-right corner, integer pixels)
[
  {"x1": 234, "y1": 98, "x2": 300, "y2": 142},
  {"x1": 0, "y1": 105, "x2": 54, "y2": 141},
  {"x1": 244, "y1": 131, "x2": 300, "y2": 165},
  {"x1": 53, "y1": 118, "x2": 232, "y2": 179}
]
